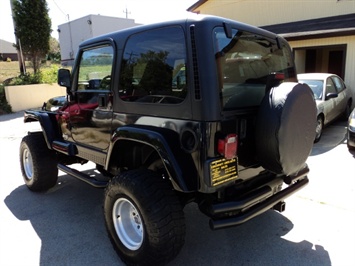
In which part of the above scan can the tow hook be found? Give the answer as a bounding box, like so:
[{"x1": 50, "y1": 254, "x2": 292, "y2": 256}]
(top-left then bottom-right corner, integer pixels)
[{"x1": 273, "y1": 201, "x2": 286, "y2": 212}]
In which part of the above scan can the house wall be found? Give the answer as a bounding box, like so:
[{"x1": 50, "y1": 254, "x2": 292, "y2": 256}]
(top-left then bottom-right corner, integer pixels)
[
  {"x1": 58, "y1": 15, "x2": 140, "y2": 66},
  {"x1": 0, "y1": 53, "x2": 18, "y2": 61},
  {"x1": 5, "y1": 84, "x2": 66, "y2": 112},
  {"x1": 58, "y1": 17, "x2": 92, "y2": 65},
  {"x1": 192, "y1": 0, "x2": 355, "y2": 26},
  {"x1": 191, "y1": 0, "x2": 355, "y2": 104},
  {"x1": 0, "y1": 39, "x2": 18, "y2": 61},
  {"x1": 291, "y1": 35, "x2": 355, "y2": 100}
]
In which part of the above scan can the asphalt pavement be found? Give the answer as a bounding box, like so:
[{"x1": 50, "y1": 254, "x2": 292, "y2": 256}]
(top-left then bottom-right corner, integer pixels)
[{"x1": 0, "y1": 111, "x2": 354, "y2": 266}]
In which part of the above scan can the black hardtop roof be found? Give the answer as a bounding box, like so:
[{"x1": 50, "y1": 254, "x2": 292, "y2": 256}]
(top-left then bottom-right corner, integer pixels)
[{"x1": 79, "y1": 14, "x2": 280, "y2": 48}]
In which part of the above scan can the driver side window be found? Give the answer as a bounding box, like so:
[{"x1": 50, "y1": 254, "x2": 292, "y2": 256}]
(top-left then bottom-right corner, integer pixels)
[{"x1": 77, "y1": 45, "x2": 114, "y2": 91}]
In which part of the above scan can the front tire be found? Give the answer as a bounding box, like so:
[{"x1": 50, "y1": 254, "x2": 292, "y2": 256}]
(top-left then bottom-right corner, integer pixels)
[
  {"x1": 20, "y1": 133, "x2": 58, "y2": 192},
  {"x1": 104, "y1": 169, "x2": 185, "y2": 266},
  {"x1": 314, "y1": 115, "x2": 324, "y2": 143}
]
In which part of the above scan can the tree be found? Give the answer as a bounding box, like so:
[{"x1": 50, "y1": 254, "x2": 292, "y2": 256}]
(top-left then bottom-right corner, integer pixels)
[
  {"x1": 12, "y1": 0, "x2": 52, "y2": 73},
  {"x1": 48, "y1": 37, "x2": 61, "y2": 62}
]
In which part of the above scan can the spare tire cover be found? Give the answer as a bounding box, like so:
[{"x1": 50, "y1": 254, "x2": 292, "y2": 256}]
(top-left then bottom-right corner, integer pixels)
[{"x1": 255, "y1": 82, "x2": 317, "y2": 176}]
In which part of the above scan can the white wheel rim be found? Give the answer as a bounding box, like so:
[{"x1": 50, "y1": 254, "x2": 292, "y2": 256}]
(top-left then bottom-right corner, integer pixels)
[
  {"x1": 112, "y1": 198, "x2": 144, "y2": 250},
  {"x1": 23, "y1": 148, "x2": 33, "y2": 180}
]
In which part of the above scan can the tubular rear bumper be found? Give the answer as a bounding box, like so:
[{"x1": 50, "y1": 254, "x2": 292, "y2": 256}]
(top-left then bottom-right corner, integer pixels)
[{"x1": 207, "y1": 167, "x2": 309, "y2": 230}]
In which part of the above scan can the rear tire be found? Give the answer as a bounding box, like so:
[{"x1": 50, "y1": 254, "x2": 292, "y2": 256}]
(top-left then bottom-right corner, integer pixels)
[
  {"x1": 343, "y1": 101, "x2": 352, "y2": 121},
  {"x1": 20, "y1": 134, "x2": 58, "y2": 192},
  {"x1": 104, "y1": 169, "x2": 185, "y2": 266}
]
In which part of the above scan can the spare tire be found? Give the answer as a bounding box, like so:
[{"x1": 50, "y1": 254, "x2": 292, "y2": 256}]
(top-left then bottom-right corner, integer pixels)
[{"x1": 255, "y1": 82, "x2": 317, "y2": 176}]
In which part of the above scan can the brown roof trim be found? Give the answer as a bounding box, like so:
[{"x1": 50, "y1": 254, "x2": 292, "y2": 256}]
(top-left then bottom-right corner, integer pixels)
[
  {"x1": 186, "y1": 3, "x2": 355, "y2": 41},
  {"x1": 187, "y1": 0, "x2": 208, "y2": 12},
  {"x1": 280, "y1": 28, "x2": 355, "y2": 41},
  {"x1": 262, "y1": 13, "x2": 355, "y2": 34}
]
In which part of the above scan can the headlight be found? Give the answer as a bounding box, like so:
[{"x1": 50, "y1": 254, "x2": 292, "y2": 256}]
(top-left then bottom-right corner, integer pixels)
[
  {"x1": 50, "y1": 106, "x2": 60, "y2": 111},
  {"x1": 349, "y1": 111, "x2": 355, "y2": 130}
]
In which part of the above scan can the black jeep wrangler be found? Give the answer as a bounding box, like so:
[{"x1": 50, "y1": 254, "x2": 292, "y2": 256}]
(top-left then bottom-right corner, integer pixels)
[{"x1": 20, "y1": 15, "x2": 316, "y2": 265}]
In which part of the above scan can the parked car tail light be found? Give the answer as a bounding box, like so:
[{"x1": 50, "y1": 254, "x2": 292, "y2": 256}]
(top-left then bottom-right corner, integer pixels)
[{"x1": 218, "y1": 134, "x2": 238, "y2": 159}]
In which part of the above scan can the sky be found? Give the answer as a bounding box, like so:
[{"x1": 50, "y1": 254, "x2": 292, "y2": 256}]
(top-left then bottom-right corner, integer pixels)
[{"x1": 0, "y1": 0, "x2": 197, "y2": 43}]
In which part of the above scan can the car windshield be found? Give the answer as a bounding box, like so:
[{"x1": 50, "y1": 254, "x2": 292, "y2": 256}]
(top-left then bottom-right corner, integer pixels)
[
  {"x1": 298, "y1": 79, "x2": 323, "y2": 100},
  {"x1": 214, "y1": 27, "x2": 296, "y2": 110}
]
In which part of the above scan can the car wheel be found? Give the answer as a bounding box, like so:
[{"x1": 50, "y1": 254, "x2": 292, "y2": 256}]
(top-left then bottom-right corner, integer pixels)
[
  {"x1": 104, "y1": 169, "x2": 186, "y2": 266},
  {"x1": 19, "y1": 134, "x2": 58, "y2": 192},
  {"x1": 314, "y1": 115, "x2": 324, "y2": 143},
  {"x1": 342, "y1": 101, "x2": 352, "y2": 121}
]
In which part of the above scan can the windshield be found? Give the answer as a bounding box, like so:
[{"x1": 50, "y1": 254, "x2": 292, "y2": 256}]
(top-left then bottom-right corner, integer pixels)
[
  {"x1": 298, "y1": 79, "x2": 323, "y2": 100},
  {"x1": 214, "y1": 27, "x2": 296, "y2": 110}
]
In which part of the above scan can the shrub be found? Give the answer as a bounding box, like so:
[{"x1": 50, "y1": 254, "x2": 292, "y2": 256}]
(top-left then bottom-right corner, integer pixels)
[
  {"x1": 6, "y1": 63, "x2": 59, "y2": 85},
  {"x1": 9, "y1": 72, "x2": 42, "y2": 85},
  {"x1": 0, "y1": 63, "x2": 59, "y2": 114},
  {"x1": 0, "y1": 84, "x2": 12, "y2": 114},
  {"x1": 41, "y1": 64, "x2": 60, "y2": 83}
]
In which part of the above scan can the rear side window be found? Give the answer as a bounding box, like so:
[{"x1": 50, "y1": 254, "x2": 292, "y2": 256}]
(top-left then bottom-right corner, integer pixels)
[
  {"x1": 331, "y1": 76, "x2": 345, "y2": 93},
  {"x1": 119, "y1": 26, "x2": 187, "y2": 104},
  {"x1": 214, "y1": 27, "x2": 295, "y2": 110},
  {"x1": 326, "y1": 78, "x2": 337, "y2": 95}
]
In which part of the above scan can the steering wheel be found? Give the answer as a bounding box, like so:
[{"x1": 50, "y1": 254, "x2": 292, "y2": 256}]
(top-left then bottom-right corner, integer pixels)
[{"x1": 100, "y1": 75, "x2": 111, "y2": 90}]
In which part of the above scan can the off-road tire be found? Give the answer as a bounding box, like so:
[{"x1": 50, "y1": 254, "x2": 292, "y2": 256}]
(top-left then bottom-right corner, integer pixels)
[
  {"x1": 104, "y1": 169, "x2": 185, "y2": 266},
  {"x1": 20, "y1": 133, "x2": 58, "y2": 192}
]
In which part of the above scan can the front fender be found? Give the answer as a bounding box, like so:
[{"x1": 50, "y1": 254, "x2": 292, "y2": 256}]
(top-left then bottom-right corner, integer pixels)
[
  {"x1": 108, "y1": 125, "x2": 198, "y2": 192},
  {"x1": 24, "y1": 110, "x2": 61, "y2": 149}
]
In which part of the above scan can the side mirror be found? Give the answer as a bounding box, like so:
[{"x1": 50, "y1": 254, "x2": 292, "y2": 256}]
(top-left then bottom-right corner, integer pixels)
[
  {"x1": 58, "y1": 69, "x2": 71, "y2": 88},
  {"x1": 325, "y1": 92, "x2": 338, "y2": 100}
]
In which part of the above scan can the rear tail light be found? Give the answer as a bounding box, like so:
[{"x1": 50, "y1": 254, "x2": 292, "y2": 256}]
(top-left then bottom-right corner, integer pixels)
[
  {"x1": 273, "y1": 72, "x2": 285, "y2": 80},
  {"x1": 218, "y1": 134, "x2": 238, "y2": 159},
  {"x1": 266, "y1": 72, "x2": 285, "y2": 91}
]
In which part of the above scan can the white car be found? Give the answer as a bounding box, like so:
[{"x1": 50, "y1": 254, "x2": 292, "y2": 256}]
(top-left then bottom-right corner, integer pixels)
[
  {"x1": 298, "y1": 73, "x2": 353, "y2": 142},
  {"x1": 348, "y1": 107, "x2": 355, "y2": 150}
]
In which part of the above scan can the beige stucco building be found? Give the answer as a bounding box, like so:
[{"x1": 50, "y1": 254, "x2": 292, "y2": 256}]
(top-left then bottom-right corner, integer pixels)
[{"x1": 188, "y1": 0, "x2": 355, "y2": 101}]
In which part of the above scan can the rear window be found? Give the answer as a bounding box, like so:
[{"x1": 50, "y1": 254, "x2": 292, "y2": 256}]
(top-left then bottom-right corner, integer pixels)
[{"x1": 214, "y1": 27, "x2": 295, "y2": 110}]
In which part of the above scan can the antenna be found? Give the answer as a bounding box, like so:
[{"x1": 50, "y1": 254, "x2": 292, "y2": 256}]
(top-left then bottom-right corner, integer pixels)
[{"x1": 123, "y1": 7, "x2": 131, "y2": 19}]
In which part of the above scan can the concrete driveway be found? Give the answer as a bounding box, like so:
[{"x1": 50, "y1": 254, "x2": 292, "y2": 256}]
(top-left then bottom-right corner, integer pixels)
[{"x1": 0, "y1": 112, "x2": 354, "y2": 265}]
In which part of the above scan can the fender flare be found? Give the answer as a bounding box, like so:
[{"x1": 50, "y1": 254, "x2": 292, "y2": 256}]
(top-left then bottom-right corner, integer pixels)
[
  {"x1": 108, "y1": 125, "x2": 198, "y2": 192},
  {"x1": 24, "y1": 110, "x2": 62, "y2": 149}
]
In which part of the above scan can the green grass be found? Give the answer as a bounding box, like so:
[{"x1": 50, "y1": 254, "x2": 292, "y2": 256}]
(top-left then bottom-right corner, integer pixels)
[{"x1": 0, "y1": 61, "x2": 22, "y2": 84}]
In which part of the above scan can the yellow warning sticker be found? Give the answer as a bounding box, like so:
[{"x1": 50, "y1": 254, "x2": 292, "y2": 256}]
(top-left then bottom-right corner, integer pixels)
[{"x1": 210, "y1": 158, "x2": 238, "y2": 186}]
